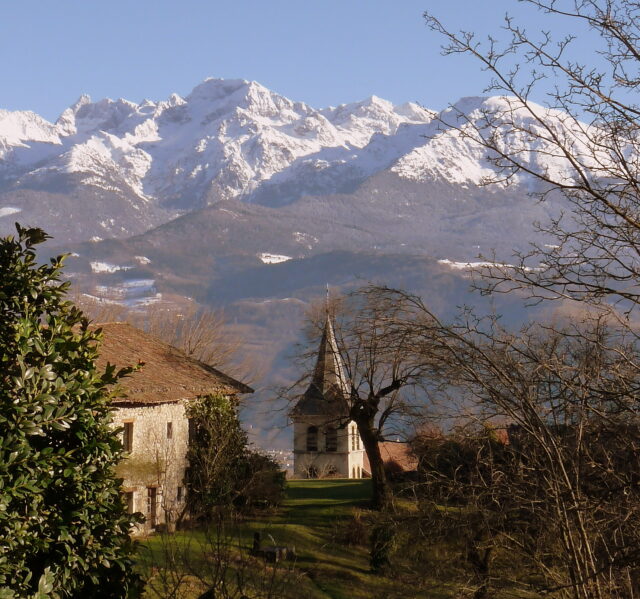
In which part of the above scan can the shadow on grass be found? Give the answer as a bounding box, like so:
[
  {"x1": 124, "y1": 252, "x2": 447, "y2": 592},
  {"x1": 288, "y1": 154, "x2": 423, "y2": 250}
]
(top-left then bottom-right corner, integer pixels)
[
  {"x1": 285, "y1": 479, "x2": 372, "y2": 504},
  {"x1": 281, "y1": 480, "x2": 373, "y2": 533}
]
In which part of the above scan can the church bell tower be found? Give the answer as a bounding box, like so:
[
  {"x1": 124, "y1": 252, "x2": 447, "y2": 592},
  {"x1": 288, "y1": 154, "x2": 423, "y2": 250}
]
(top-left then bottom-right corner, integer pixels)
[{"x1": 290, "y1": 316, "x2": 365, "y2": 479}]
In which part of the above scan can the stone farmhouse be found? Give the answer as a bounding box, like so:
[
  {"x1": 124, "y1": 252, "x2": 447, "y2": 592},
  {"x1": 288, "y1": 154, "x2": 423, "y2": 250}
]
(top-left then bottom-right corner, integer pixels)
[
  {"x1": 290, "y1": 316, "x2": 365, "y2": 478},
  {"x1": 95, "y1": 322, "x2": 252, "y2": 535}
]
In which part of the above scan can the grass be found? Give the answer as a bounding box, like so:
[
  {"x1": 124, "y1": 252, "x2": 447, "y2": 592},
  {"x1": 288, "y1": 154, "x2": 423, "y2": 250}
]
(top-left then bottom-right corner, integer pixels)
[
  {"x1": 137, "y1": 479, "x2": 483, "y2": 598},
  {"x1": 232, "y1": 479, "x2": 409, "y2": 599}
]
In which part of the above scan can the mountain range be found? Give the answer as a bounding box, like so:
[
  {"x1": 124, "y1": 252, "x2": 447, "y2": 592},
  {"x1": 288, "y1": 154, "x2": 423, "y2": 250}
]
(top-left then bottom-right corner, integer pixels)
[{"x1": 0, "y1": 78, "x2": 569, "y2": 447}]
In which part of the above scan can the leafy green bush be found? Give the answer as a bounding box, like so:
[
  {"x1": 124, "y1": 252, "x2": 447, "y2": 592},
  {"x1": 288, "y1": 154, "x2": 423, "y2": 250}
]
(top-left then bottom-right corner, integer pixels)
[
  {"x1": 186, "y1": 395, "x2": 285, "y2": 515},
  {"x1": 0, "y1": 225, "x2": 142, "y2": 598},
  {"x1": 185, "y1": 393, "x2": 247, "y2": 515},
  {"x1": 234, "y1": 451, "x2": 286, "y2": 510}
]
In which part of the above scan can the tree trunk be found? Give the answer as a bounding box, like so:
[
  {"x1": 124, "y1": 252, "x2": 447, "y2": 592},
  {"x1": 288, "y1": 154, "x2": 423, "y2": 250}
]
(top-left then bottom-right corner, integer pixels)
[
  {"x1": 467, "y1": 530, "x2": 492, "y2": 599},
  {"x1": 357, "y1": 419, "x2": 391, "y2": 510}
]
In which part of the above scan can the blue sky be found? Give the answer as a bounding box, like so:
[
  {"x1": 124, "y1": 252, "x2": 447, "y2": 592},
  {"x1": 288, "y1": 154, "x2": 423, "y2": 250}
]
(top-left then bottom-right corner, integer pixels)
[{"x1": 1, "y1": 1, "x2": 591, "y2": 121}]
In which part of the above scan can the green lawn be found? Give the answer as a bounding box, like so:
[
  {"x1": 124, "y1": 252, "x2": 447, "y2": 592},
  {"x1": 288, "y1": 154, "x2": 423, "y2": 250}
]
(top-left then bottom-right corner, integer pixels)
[
  {"x1": 139, "y1": 479, "x2": 458, "y2": 599},
  {"x1": 285, "y1": 478, "x2": 371, "y2": 503},
  {"x1": 259, "y1": 479, "x2": 391, "y2": 599}
]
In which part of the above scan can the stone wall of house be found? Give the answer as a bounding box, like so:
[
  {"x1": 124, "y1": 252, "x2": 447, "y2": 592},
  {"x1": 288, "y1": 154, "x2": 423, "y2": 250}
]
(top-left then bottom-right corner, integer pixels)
[
  {"x1": 113, "y1": 401, "x2": 189, "y2": 535},
  {"x1": 292, "y1": 416, "x2": 365, "y2": 478}
]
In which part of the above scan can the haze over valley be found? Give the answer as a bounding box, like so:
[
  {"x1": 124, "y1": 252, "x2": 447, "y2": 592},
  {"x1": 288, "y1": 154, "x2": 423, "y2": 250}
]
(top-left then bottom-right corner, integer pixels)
[{"x1": 0, "y1": 78, "x2": 566, "y2": 446}]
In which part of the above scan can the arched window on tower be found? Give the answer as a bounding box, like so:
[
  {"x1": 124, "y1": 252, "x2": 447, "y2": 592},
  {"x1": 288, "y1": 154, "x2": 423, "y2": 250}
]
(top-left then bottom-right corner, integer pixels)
[
  {"x1": 351, "y1": 425, "x2": 356, "y2": 451},
  {"x1": 306, "y1": 426, "x2": 318, "y2": 452},
  {"x1": 325, "y1": 427, "x2": 338, "y2": 452}
]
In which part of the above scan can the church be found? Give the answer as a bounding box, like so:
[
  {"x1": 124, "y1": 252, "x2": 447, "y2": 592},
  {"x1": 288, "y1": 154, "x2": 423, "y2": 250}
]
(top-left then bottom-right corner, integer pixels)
[{"x1": 290, "y1": 316, "x2": 365, "y2": 478}]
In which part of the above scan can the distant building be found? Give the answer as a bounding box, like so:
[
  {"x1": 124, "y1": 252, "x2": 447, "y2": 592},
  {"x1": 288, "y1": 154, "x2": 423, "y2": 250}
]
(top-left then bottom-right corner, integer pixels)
[
  {"x1": 96, "y1": 322, "x2": 252, "y2": 535},
  {"x1": 290, "y1": 316, "x2": 365, "y2": 478},
  {"x1": 363, "y1": 441, "x2": 418, "y2": 478}
]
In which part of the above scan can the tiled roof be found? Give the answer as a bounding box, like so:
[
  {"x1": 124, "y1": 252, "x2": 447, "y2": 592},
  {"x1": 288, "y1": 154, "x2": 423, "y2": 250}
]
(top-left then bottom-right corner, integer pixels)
[
  {"x1": 363, "y1": 442, "x2": 418, "y2": 474},
  {"x1": 93, "y1": 322, "x2": 253, "y2": 405}
]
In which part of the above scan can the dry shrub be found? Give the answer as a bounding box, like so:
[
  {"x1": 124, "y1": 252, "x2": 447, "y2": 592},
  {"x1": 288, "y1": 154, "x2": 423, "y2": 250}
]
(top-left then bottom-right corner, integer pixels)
[{"x1": 333, "y1": 509, "x2": 369, "y2": 547}]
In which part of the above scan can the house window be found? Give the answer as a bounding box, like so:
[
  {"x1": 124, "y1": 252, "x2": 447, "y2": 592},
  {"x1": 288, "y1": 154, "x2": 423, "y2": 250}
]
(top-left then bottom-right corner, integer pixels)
[
  {"x1": 147, "y1": 487, "x2": 158, "y2": 529},
  {"x1": 307, "y1": 426, "x2": 318, "y2": 452},
  {"x1": 124, "y1": 491, "x2": 134, "y2": 514},
  {"x1": 325, "y1": 427, "x2": 338, "y2": 452},
  {"x1": 122, "y1": 422, "x2": 134, "y2": 452},
  {"x1": 167, "y1": 422, "x2": 173, "y2": 439}
]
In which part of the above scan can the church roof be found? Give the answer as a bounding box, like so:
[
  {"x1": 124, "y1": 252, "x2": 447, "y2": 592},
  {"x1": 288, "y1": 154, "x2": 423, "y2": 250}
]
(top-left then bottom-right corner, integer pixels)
[
  {"x1": 93, "y1": 322, "x2": 253, "y2": 405},
  {"x1": 291, "y1": 316, "x2": 350, "y2": 418}
]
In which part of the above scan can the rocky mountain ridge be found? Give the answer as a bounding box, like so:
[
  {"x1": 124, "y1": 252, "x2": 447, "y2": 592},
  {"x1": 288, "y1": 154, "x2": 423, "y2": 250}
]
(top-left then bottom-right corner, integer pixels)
[
  {"x1": 0, "y1": 78, "x2": 573, "y2": 245},
  {"x1": 0, "y1": 79, "x2": 575, "y2": 448}
]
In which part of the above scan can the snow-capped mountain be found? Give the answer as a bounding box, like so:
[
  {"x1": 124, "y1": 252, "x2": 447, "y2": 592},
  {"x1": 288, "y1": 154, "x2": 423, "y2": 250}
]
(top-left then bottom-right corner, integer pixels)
[
  {"x1": 0, "y1": 78, "x2": 583, "y2": 448},
  {"x1": 0, "y1": 79, "x2": 439, "y2": 239},
  {"x1": 0, "y1": 77, "x2": 580, "y2": 245}
]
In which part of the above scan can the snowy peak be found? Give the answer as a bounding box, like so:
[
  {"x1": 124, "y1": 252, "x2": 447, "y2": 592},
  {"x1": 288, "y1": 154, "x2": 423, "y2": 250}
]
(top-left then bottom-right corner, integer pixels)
[
  {"x1": 55, "y1": 95, "x2": 91, "y2": 135},
  {"x1": 442, "y1": 95, "x2": 492, "y2": 120},
  {"x1": 0, "y1": 109, "x2": 61, "y2": 154},
  {"x1": 61, "y1": 97, "x2": 141, "y2": 136},
  {"x1": 187, "y1": 78, "x2": 253, "y2": 103},
  {"x1": 438, "y1": 95, "x2": 570, "y2": 133},
  {"x1": 68, "y1": 93, "x2": 94, "y2": 115},
  {"x1": 185, "y1": 78, "x2": 302, "y2": 122},
  {"x1": 391, "y1": 94, "x2": 581, "y2": 187},
  {"x1": 395, "y1": 101, "x2": 435, "y2": 121},
  {"x1": 0, "y1": 77, "x2": 439, "y2": 209},
  {"x1": 0, "y1": 78, "x2": 578, "y2": 232},
  {"x1": 321, "y1": 95, "x2": 431, "y2": 146},
  {"x1": 160, "y1": 93, "x2": 186, "y2": 109}
]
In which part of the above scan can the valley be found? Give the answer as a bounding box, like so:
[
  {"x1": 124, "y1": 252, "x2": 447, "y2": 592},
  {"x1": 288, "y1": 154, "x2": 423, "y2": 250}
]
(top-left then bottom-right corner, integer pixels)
[{"x1": 0, "y1": 78, "x2": 563, "y2": 448}]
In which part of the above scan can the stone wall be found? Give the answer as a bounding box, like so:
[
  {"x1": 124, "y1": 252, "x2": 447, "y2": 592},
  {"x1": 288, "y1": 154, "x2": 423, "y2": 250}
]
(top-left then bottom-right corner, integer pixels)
[{"x1": 113, "y1": 401, "x2": 189, "y2": 535}]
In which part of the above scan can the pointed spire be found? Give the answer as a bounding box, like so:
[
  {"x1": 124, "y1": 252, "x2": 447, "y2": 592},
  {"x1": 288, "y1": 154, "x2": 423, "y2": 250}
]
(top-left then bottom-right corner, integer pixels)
[
  {"x1": 291, "y1": 313, "x2": 350, "y2": 417},
  {"x1": 325, "y1": 283, "x2": 330, "y2": 317},
  {"x1": 311, "y1": 315, "x2": 349, "y2": 398}
]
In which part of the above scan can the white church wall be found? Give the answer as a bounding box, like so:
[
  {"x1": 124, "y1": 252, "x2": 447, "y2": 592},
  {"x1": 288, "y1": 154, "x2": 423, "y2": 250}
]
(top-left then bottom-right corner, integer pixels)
[{"x1": 292, "y1": 417, "x2": 364, "y2": 479}]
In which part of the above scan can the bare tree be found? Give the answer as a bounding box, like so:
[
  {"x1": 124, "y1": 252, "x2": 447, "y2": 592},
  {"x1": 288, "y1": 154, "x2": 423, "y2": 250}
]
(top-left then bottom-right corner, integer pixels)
[
  {"x1": 392, "y1": 289, "x2": 640, "y2": 599},
  {"x1": 425, "y1": 0, "x2": 640, "y2": 314},
  {"x1": 368, "y1": 5, "x2": 640, "y2": 595},
  {"x1": 298, "y1": 288, "x2": 431, "y2": 510},
  {"x1": 74, "y1": 294, "x2": 250, "y2": 380},
  {"x1": 134, "y1": 303, "x2": 249, "y2": 380}
]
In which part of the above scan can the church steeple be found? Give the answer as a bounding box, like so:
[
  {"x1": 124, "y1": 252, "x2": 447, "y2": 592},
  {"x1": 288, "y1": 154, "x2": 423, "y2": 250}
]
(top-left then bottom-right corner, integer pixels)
[
  {"x1": 312, "y1": 316, "x2": 349, "y2": 398},
  {"x1": 290, "y1": 311, "x2": 365, "y2": 480},
  {"x1": 291, "y1": 315, "x2": 349, "y2": 417}
]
